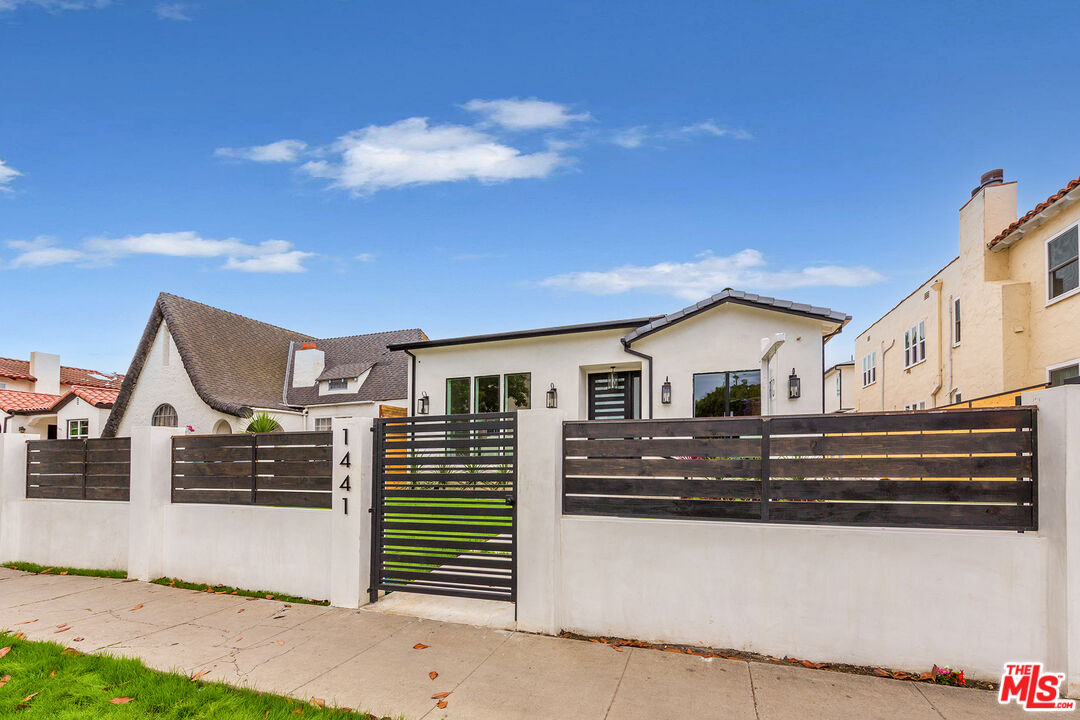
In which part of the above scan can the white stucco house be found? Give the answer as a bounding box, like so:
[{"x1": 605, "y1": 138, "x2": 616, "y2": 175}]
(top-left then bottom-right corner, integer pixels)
[
  {"x1": 390, "y1": 289, "x2": 850, "y2": 420},
  {"x1": 0, "y1": 353, "x2": 123, "y2": 438},
  {"x1": 103, "y1": 293, "x2": 425, "y2": 437},
  {"x1": 824, "y1": 360, "x2": 856, "y2": 413}
]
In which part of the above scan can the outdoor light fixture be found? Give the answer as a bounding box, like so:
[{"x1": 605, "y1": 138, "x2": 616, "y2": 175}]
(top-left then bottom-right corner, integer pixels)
[
  {"x1": 608, "y1": 366, "x2": 618, "y2": 390},
  {"x1": 417, "y1": 392, "x2": 430, "y2": 415},
  {"x1": 546, "y1": 383, "x2": 558, "y2": 409},
  {"x1": 788, "y1": 369, "x2": 801, "y2": 400},
  {"x1": 661, "y1": 376, "x2": 672, "y2": 404}
]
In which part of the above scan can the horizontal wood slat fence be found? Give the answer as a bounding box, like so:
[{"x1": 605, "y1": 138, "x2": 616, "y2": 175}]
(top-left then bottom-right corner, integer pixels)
[
  {"x1": 563, "y1": 407, "x2": 1037, "y2": 531},
  {"x1": 371, "y1": 412, "x2": 517, "y2": 603},
  {"x1": 26, "y1": 437, "x2": 131, "y2": 501},
  {"x1": 172, "y1": 432, "x2": 333, "y2": 508}
]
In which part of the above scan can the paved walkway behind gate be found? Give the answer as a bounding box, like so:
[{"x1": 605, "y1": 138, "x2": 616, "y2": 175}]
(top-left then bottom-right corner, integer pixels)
[{"x1": 0, "y1": 568, "x2": 1041, "y2": 719}]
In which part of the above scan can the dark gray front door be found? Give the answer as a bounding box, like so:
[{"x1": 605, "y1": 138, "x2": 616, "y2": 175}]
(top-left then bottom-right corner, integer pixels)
[{"x1": 588, "y1": 371, "x2": 641, "y2": 420}]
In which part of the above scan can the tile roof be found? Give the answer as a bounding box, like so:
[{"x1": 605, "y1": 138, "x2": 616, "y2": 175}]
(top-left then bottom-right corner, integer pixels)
[
  {"x1": 622, "y1": 289, "x2": 850, "y2": 346},
  {"x1": 0, "y1": 390, "x2": 64, "y2": 413},
  {"x1": 103, "y1": 293, "x2": 425, "y2": 436},
  {"x1": 287, "y1": 329, "x2": 427, "y2": 407},
  {"x1": 69, "y1": 385, "x2": 120, "y2": 408},
  {"x1": 0, "y1": 356, "x2": 123, "y2": 388},
  {"x1": 988, "y1": 175, "x2": 1080, "y2": 249}
]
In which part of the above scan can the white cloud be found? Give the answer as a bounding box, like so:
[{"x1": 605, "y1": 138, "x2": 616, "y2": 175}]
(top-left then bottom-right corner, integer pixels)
[
  {"x1": 154, "y1": 2, "x2": 190, "y2": 21},
  {"x1": 300, "y1": 117, "x2": 565, "y2": 195},
  {"x1": 0, "y1": 158, "x2": 22, "y2": 190},
  {"x1": 462, "y1": 98, "x2": 592, "y2": 130},
  {"x1": 354, "y1": 253, "x2": 376, "y2": 262},
  {"x1": 6, "y1": 237, "x2": 85, "y2": 268},
  {"x1": 5, "y1": 231, "x2": 315, "y2": 273},
  {"x1": 0, "y1": 0, "x2": 109, "y2": 11},
  {"x1": 223, "y1": 250, "x2": 311, "y2": 273},
  {"x1": 215, "y1": 139, "x2": 307, "y2": 163},
  {"x1": 612, "y1": 126, "x2": 649, "y2": 149},
  {"x1": 611, "y1": 120, "x2": 752, "y2": 149},
  {"x1": 677, "y1": 121, "x2": 753, "y2": 140},
  {"x1": 539, "y1": 249, "x2": 885, "y2": 301}
]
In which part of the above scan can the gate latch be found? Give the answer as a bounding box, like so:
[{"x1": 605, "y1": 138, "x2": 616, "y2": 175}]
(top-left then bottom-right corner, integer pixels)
[{"x1": 505, "y1": 495, "x2": 515, "y2": 507}]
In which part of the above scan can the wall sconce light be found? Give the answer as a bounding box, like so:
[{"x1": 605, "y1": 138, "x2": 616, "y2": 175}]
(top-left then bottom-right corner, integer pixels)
[
  {"x1": 417, "y1": 392, "x2": 430, "y2": 415},
  {"x1": 545, "y1": 383, "x2": 558, "y2": 409},
  {"x1": 661, "y1": 377, "x2": 672, "y2": 405},
  {"x1": 607, "y1": 366, "x2": 618, "y2": 390},
  {"x1": 788, "y1": 369, "x2": 801, "y2": 400}
]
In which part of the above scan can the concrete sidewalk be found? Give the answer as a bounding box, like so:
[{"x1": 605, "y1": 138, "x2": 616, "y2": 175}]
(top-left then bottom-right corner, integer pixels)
[{"x1": 0, "y1": 568, "x2": 1040, "y2": 719}]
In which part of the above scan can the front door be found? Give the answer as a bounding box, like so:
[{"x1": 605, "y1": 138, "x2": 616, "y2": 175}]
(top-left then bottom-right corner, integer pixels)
[{"x1": 588, "y1": 371, "x2": 641, "y2": 420}]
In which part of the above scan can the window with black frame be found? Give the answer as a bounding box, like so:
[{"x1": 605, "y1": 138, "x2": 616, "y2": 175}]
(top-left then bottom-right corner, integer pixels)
[{"x1": 693, "y1": 370, "x2": 761, "y2": 417}]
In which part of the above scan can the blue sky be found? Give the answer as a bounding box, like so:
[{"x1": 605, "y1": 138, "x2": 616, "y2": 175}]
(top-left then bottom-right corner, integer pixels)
[{"x1": 3, "y1": 0, "x2": 1079, "y2": 374}]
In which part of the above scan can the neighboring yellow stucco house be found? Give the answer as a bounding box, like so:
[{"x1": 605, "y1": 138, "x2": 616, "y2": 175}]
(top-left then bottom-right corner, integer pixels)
[{"x1": 855, "y1": 169, "x2": 1080, "y2": 412}]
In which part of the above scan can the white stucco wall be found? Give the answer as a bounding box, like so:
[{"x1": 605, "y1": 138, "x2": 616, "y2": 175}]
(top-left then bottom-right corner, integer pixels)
[
  {"x1": 160, "y1": 504, "x2": 332, "y2": 600},
  {"x1": 7, "y1": 500, "x2": 129, "y2": 570},
  {"x1": 55, "y1": 398, "x2": 112, "y2": 439},
  {"x1": 411, "y1": 304, "x2": 838, "y2": 420},
  {"x1": 302, "y1": 400, "x2": 405, "y2": 429}
]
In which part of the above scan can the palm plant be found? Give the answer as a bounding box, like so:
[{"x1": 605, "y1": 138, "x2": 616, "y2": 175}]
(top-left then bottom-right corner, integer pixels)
[{"x1": 244, "y1": 411, "x2": 282, "y2": 433}]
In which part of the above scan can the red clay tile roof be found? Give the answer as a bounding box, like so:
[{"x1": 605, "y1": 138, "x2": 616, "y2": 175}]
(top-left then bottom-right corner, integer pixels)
[
  {"x1": 988, "y1": 175, "x2": 1080, "y2": 249},
  {"x1": 0, "y1": 390, "x2": 65, "y2": 413},
  {"x1": 69, "y1": 385, "x2": 120, "y2": 408},
  {"x1": 0, "y1": 356, "x2": 123, "y2": 388}
]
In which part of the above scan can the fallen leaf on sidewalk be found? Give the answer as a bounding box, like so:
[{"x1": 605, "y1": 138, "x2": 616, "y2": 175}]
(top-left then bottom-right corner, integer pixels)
[
  {"x1": 191, "y1": 670, "x2": 210, "y2": 681},
  {"x1": 130, "y1": 604, "x2": 143, "y2": 611},
  {"x1": 55, "y1": 627, "x2": 70, "y2": 634},
  {"x1": 110, "y1": 696, "x2": 133, "y2": 704},
  {"x1": 891, "y1": 672, "x2": 911, "y2": 680},
  {"x1": 662, "y1": 648, "x2": 683, "y2": 654},
  {"x1": 235, "y1": 637, "x2": 243, "y2": 642},
  {"x1": 801, "y1": 660, "x2": 827, "y2": 669},
  {"x1": 917, "y1": 672, "x2": 934, "y2": 681},
  {"x1": 611, "y1": 645, "x2": 623, "y2": 652},
  {"x1": 55, "y1": 623, "x2": 67, "y2": 628},
  {"x1": 59, "y1": 571, "x2": 68, "y2": 576},
  {"x1": 873, "y1": 669, "x2": 891, "y2": 677},
  {"x1": 310, "y1": 698, "x2": 325, "y2": 708},
  {"x1": 72, "y1": 638, "x2": 84, "y2": 642},
  {"x1": 13, "y1": 633, "x2": 25, "y2": 641},
  {"x1": 431, "y1": 692, "x2": 450, "y2": 699},
  {"x1": 437, "y1": 700, "x2": 448, "y2": 709},
  {"x1": 428, "y1": 671, "x2": 438, "y2": 680},
  {"x1": 276, "y1": 641, "x2": 285, "y2": 646},
  {"x1": 0, "y1": 647, "x2": 10, "y2": 659},
  {"x1": 237, "y1": 609, "x2": 245, "y2": 613},
  {"x1": 413, "y1": 643, "x2": 428, "y2": 650},
  {"x1": 15, "y1": 620, "x2": 36, "y2": 625}
]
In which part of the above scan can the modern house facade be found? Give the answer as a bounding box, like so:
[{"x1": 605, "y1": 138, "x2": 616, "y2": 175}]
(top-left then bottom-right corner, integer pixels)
[
  {"x1": 855, "y1": 170, "x2": 1080, "y2": 412},
  {"x1": 391, "y1": 289, "x2": 850, "y2": 420},
  {"x1": 103, "y1": 293, "x2": 424, "y2": 437},
  {"x1": 0, "y1": 353, "x2": 123, "y2": 438},
  {"x1": 824, "y1": 361, "x2": 855, "y2": 413}
]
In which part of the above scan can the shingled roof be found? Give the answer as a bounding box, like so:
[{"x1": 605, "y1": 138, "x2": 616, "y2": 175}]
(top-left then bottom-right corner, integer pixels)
[{"x1": 286, "y1": 329, "x2": 426, "y2": 407}]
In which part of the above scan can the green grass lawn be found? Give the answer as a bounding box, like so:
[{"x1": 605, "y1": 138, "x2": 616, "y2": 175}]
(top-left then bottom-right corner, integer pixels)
[
  {"x1": 3, "y1": 562, "x2": 126, "y2": 579},
  {"x1": 149, "y1": 578, "x2": 329, "y2": 606},
  {"x1": 0, "y1": 632, "x2": 397, "y2": 718}
]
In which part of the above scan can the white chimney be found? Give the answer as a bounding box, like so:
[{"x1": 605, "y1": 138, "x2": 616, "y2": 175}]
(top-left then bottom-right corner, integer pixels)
[
  {"x1": 291, "y1": 343, "x2": 325, "y2": 387},
  {"x1": 30, "y1": 352, "x2": 61, "y2": 395}
]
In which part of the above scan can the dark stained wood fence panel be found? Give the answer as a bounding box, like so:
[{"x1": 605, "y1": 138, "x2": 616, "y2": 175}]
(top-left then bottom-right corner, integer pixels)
[
  {"x1": 171, "y1": 432, "x2": 332, "y2": 507},
  {"x1": 26, "y1": 437, "x2": 130, "y2": 501},
  {"x1": 563, "y1": 407, "x2": 1037, "y2": 532}
]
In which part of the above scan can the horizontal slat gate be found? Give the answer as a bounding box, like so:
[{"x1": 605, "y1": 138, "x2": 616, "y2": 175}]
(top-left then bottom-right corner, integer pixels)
[
  {"x1": 26, "y1": 437, "x2": 131, "y2": 501},
  {"x1": 563, "y1": 407, "x2": 1037, "y2": 531},
  {"x1": 172, "y1": 432, "x2": 333, "y2": 508},
  {"x1": 371, "y1": 412, "x2": 517, "y2": 603}
]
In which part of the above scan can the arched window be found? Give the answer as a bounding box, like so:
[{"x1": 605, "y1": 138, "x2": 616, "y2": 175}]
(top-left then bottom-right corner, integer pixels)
[
  {"x1": 212, "y1": 420, "x2": 232, "y2": 434},
  {"x1": 152, "y1": 403, "x2": 178, "y2": 427}
]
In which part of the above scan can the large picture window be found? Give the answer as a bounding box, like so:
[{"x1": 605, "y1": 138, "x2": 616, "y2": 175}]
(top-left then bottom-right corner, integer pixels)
[
  {"x1": 474, "y1": 375, "x2": 500, "y2": 413},
  {"x1": 1048, "y1": 226, "x2": 1079, "y2": 301},
  {"x1": 693, "y1": 370, "x2": 761, "y2": 417},
  {"x1": 446, "y1": 377, "x2": 470, "y2": 414}
]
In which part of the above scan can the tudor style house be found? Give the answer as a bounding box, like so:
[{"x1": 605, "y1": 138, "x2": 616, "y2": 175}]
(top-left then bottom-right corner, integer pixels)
[
  {"x1": 390, "y1": 289, "x2": 850, "y2": 421},
  {"x1": 103, "y1": 293, "x2": 425, "y2": 437},
  {"x1": 855, "y1": 169, "x2": 1080, "y2": 412},
  {"x1": 0, "y1": 353, "x2": 123, "y2": 438}
]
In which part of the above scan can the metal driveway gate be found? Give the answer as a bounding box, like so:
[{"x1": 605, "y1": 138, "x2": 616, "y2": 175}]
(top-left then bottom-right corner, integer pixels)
[{"x1": 370, "y1": 412, "x2": 517, "y2": 603}]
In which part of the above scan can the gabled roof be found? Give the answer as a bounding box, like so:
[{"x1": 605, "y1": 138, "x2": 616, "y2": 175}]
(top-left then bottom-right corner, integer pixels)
[
  {"x1": 622, "y1": 289, "x2": 850, "y2": 346},
  {"x1": 988, "y1": 175, "x2": 1080, "y2": 249},
  {"x1": 104, "y1": 293, "x2": 315, "y2": 436},
  {"x1": 388, "y1": 316, "x2": 663, "y2": 351},
  {"x1": 60, "y1": 385, "x2": 120, "y2": 410},
  {"x1": 0, "y1": 356, "x2": 123, "y2": 388},
  {"x1": 286, "y1": 329, "x2": 426, "y2": 407},
  {"x1": 0, "y1": 390, "x2": 65, "y2": 414}
]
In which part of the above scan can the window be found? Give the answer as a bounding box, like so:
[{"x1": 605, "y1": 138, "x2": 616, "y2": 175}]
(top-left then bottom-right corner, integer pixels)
[
  {"x1": 314, "y1": 417, "x2": 333, "y2": 431},
  {"x1": 446, "y1": 377, "x2": 470, "y2": 414},
  {"x1": 904, "y1": 401, "x2": 926, "y2": 411},
  {"x1": 693, "y1": 370, "x2": 761, "y2": 417},
  {"x1": 504, "y1": 373, "x2": 531, "y2": 410},
  {"x1": 954, "y1": 391, "x2": 962, "y2": 403},
  {"x1": 0, "y1": 381, "x2": 6, "y2": 389},
  {"x1": 67, "y1": 419, "x2": 89, "y2": 439},
  {"x1": 326, "y1": 378, "x2": 348, "y2": 390},
  {"x1": 152, "y1": 403, "x2": 178, "y2": 427},
  {"x1": 474, "y1": 375, "x2": 500, "y2": 413},
  {"x1": 836, "y1": 373, "x2": 842, "y2": 396},
  {"x1": 904, "y1": 320, "x2": 926, "y2": 368},
  {"x1": 1048, "y1": 226, "x2": 1079, "y2": 301},
  {"x1": 953, "y1": 297, "x2": 961, "y2": 345},
  {"x1": 1049, "y1": 362, "x2": 1079, "y2": 387},
  {"x1": 862, "y1": 352, "x2": 877, "y2": 386}
]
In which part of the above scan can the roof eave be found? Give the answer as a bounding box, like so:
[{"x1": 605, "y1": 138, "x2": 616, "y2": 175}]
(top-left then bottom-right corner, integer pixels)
[{"x1": 389, "y1": 317, "x2": 662, "y2": 351}]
